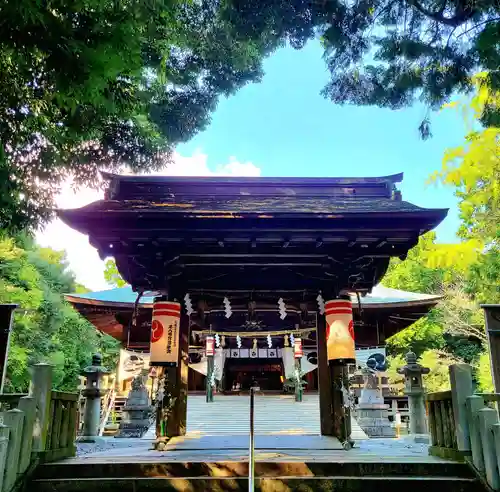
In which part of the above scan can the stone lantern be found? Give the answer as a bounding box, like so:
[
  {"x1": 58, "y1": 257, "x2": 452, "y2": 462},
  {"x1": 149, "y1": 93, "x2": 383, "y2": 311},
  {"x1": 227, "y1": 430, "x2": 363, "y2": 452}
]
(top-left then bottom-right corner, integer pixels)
[
  {"x1": 79, "y1": 354, "x2": 110, "y2": 442},
  {"x1": 397, "y1": 351, "x2": 430, "y2": 435}
]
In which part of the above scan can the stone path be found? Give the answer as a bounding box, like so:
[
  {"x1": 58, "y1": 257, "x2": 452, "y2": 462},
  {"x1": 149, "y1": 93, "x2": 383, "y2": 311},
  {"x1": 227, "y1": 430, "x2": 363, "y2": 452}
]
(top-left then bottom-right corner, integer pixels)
[{"x1": 75, "y1": 434, "x2": 439, "y2": 463}]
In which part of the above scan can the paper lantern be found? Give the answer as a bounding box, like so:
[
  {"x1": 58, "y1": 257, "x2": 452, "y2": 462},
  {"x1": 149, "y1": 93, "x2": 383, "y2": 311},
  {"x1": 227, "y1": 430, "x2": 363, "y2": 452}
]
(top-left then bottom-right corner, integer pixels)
[
  {"x1": 150, "y1": 300, "x2": 181, "y2": 366},
  {"x1": 325, "y1": 299, "x2": 355, "y2": 362},
  {"x1": 206, "y1": 335, "x2": 215, "y2": 357},
  {"x1": 294, "y1": 337, "x2": 303, "y2": 358}
]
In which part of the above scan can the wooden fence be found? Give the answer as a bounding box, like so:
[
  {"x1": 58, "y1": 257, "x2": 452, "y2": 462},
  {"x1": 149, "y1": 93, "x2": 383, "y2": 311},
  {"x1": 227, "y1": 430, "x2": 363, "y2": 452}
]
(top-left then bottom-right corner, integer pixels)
[
  {"x1": 427, "y1": 363, "x2": 500, "y2": 490},
  {"x1": 0, "y1": 364, "x2": 78, "y2": 492}
]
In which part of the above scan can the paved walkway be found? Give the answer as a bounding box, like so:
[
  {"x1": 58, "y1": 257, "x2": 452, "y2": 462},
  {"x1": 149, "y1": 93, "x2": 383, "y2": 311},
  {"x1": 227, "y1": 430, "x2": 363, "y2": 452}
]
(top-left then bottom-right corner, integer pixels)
[{"x1": 76, "y1": 434, "x2": 438, "y2": 463}]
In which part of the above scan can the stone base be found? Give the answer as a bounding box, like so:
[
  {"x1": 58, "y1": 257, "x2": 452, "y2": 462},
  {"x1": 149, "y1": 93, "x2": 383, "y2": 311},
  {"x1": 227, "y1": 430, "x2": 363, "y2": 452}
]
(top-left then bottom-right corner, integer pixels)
[
  {"x1": 357, "y1": 404, "x2": 396, "y2": 438},
  {"x1": 115, "y1": 420, "x2": 151, "y2": 438}
]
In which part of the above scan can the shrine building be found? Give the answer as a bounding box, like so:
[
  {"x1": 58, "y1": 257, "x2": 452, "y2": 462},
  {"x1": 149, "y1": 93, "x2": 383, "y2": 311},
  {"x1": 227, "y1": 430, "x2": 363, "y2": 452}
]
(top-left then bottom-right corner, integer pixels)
[
  {"x1": 65, "y1": 284, "x2": 441, "y2": 394},
  {"x1": 59, "y1": 172, "x2": 447, "y2": 443}
]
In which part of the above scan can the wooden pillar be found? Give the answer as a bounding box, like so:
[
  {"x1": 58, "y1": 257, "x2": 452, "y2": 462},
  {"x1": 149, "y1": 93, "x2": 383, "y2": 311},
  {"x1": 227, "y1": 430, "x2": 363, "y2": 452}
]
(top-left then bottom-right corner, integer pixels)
[
  {"x1": 164, "y1": 310, "x2": 189, "y2": 437},
  {"x1": 317, "y1": 313, "x2": 333, "y2": 435},
  {"x1": 331, "y1": 363, "x2": 351, "y2": 444},
  {"x1": 153, "y1": 294, "x2": 189, "y2": 444},
  {"x1": 482, "y1": 305, "x2": 500, "y2": 393}
]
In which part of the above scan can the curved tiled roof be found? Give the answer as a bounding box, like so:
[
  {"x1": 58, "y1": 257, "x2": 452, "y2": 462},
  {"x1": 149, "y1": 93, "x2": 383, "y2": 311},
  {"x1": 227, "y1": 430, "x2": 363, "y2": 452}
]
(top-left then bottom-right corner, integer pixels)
[{"x1": 65, "y1": 285, "x2": 441, "y2": 309}]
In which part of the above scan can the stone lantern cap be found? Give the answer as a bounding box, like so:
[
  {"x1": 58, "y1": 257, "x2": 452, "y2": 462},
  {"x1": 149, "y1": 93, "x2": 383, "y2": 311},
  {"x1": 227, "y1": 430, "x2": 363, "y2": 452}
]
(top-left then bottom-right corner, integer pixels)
[
  {"x1": 81, "y1": 353, "x2": 110, "y2": 376},
  {"x1": 396, "y1": 351, "x2": 430, "y2": 376}
]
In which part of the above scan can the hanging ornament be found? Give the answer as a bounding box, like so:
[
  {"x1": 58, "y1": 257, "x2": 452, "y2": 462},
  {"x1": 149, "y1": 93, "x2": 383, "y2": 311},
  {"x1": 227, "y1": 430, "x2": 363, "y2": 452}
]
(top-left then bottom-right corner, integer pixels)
[
  {"x1": 215, "y1": 333, "x2": 220, "y2": 348},
  {"x1": 184, "y1": 293, "x2": 194, "y2": 316},
  {"x1": 221, "y1": 335, "x2": 226, "y2": 348},
  {"x1": 206, "y1": 335, "x2": 215, "y2": 357},
  {"x1": 290, "y1": 333, "x2": 295, "y2": 346},
  {"x1": 253, "y1": 338, "x2": 258, "y2": 350},
  {"x1": 278, "y1": 297, "x2": 287, "y2": 319},
  {"x1": 236, "y1": 335, "x2": 242, "y2": 348},
  {"x1": 316, "y1": 293, "x2": 325, "y2": 315},
  {"x1": 223, "y1": 297, "x2": 232, "y2": 318},
  {"x1": 267, "y1": 334, "x2": 272, "y2": 348},
  {"x1": 209, "y1": 371, "x2": 216, "y2": 388},
  {"x1": 294, "y1": 337, "x2": 303, "y2": 358},
  {"x1": 284, "y1": 334, "x2": 290, "y2": 347}
]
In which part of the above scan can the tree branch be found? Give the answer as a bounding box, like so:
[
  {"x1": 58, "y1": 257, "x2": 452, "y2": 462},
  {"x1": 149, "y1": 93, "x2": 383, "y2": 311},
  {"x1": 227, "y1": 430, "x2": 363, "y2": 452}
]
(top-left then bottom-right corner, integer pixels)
[{"x1": 406, "y1": 0, "x2": 477, "y2": 27}]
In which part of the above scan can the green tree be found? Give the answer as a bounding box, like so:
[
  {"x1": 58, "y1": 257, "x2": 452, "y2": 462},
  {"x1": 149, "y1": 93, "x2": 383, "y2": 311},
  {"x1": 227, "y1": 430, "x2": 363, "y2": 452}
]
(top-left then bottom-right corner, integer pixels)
[
  {"x1": 0, "y1": 0, "x2": 273, "y2": 233},
  {"x1": 0, "y1": 234, "x2": 119, "y2": 392},
  {"x1": 224, "y1": 1, "x2": 500, "y2": 136},
  {"x1": 104, "y1": 259, "x2": 127, "y2": 288}
]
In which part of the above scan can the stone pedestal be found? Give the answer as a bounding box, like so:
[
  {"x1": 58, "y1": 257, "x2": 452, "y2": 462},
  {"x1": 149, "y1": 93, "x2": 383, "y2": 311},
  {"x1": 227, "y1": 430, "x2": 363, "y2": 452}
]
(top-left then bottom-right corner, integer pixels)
[
  {"x1": 116, "y1": 374, "x2": 153, "y2": 438},
  {"x1": 356, "y1": 360, "x2": 395, "y2": 438},
  {"x1": 357, "y1": 390, "x2": 395, "y2": 438}
]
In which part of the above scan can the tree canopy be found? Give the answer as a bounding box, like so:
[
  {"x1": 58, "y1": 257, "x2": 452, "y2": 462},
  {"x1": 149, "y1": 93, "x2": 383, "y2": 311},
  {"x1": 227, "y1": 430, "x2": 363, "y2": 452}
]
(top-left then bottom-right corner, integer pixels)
[
  {"x1": 0, "y1": 0, "x2": 272, "y2": 233},
  {"x1": 2, "y1": 1, "x2": 499, "y2": 232}
]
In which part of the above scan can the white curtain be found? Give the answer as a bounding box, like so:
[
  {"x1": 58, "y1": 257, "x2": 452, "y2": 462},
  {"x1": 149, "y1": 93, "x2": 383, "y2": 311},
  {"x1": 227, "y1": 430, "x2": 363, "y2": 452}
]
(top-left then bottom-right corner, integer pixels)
[
  {"x1": 189, "y1": 356, "x2": 208, "y2": 376},
  {"x1": 282, "y1": 347, "x2": 295, "y2": 378},
  {"x1": 301, "y1": 356, "x2": 317, "y2": 375},
  {"x1": 213, "y1": 347, "x2": 226, "y2": 381}
]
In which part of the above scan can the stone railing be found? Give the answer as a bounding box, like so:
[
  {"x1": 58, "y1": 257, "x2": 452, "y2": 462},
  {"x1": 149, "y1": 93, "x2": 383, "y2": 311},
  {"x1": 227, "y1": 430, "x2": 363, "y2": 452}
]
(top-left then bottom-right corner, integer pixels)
[
  {"x1": 426, "y1": 390, "x2": 458, "y2": 459},
  {"x1": 428, "y1": 363, "x2": 500, "y2": 491},
  {"x1": 0, "y1": 364, "x2": 79, "y2": 492}
]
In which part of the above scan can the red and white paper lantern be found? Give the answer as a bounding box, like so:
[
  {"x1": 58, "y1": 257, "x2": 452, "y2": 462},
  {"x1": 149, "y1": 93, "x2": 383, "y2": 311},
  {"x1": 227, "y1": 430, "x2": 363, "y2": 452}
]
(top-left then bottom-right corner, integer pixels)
[
  {"x1": 206, "y1": 335, "x2": 215, "y2": 357},
  {"x1": 325, "y1": 299, "x2": 355, "y2": 362},
  {"x1": 293, "y1": 337, "x2": 303, "y2": 358},
  {"x1": 150, "y1": 300, "x2": 181, "y2": 366}
]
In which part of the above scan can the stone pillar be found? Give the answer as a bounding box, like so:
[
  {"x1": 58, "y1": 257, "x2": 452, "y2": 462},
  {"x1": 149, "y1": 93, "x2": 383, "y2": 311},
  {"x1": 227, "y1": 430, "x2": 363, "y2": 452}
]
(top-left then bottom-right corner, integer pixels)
[
  {"x1": 482, "y1": 305, "x2": 500, "y2": 392},
  {"x1": 0, "y1": 304, "x2": 17, "y2": 393},
  {"x1": 397, "y1": 351, "x2": 430, "y2": 435},
  {"x1": 79, "y1": 354, "x2": 110, "y2": 442},
  {"x1": 449, "y1": 364, "x2": 473, "y2": 453},
  {"x1": 30, "y1": 363, "x2": 53, "y2": 452}
]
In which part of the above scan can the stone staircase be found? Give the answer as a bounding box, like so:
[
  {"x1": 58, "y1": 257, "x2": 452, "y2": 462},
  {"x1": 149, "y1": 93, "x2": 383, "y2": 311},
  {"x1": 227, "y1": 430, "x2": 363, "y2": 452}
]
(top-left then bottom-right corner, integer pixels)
[
  {"x1": 30, "y1": 459, "x2": 479, "y2": 492},
  {"x1": 188, "y1": 393, "x2": 321, "y2": 435},
  {"x1": 141, "y1": 393, "x2": 367, "y2": 439}
]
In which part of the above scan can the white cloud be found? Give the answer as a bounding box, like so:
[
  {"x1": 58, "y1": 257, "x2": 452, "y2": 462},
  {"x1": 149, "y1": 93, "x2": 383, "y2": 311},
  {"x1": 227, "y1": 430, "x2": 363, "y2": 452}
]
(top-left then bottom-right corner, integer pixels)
[{"x1": 35, "y1": 152, "x2": 262, "y2": 291}]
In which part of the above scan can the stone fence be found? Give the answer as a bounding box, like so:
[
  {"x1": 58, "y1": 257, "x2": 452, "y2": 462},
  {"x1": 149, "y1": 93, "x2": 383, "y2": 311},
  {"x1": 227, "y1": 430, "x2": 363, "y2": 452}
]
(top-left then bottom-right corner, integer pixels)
[
  {"x1": 0, "y1": 364, "x2": 78, "y2": 492},
  {"x1": 427, "y1": 364, "x2": 500, "y2": 490}
]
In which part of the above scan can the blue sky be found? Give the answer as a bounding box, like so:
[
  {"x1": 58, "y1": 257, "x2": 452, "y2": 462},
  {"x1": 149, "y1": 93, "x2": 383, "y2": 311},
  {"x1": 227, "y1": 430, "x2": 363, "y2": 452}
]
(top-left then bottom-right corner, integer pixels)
[{"x1": 178, "y1": 41, "x2": 466, "y2": 243}]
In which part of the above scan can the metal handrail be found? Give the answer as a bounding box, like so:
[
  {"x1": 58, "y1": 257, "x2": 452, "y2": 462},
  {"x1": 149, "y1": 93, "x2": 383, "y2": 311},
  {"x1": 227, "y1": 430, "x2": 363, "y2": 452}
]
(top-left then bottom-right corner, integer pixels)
[{"x1": 249, "y1": 387, "x2": 255, "y2": 492}]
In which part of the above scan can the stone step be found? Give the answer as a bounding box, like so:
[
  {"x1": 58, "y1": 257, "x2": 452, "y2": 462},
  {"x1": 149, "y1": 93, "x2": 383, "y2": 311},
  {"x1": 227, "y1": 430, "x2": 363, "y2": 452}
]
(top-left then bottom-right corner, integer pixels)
[{"x1": 30, "y1": 461, "x2": 478, "y2": 492}]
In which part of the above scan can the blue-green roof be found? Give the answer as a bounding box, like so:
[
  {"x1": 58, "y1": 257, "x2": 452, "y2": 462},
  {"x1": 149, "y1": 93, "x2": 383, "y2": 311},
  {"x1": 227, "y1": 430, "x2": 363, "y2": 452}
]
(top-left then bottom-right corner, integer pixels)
[{"x1": 65, "y1": 285, "x2": 440, "y2": 309}]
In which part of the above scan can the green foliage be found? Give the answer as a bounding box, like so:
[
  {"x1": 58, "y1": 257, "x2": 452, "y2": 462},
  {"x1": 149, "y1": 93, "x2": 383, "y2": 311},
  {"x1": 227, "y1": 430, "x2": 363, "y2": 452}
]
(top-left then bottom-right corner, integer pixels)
[
  {"x1": 0, "y1": 234, "x2": 119, "y2": 392},
  {"x1": 477, "y1": 351, "x2": 495, "y2": 392},
  {"x1": 432, "y1": 75, "x2": 500, "y2": 244},
  {"x1": 104, "y1": 259, "x2": 127, "y2": 288},
  {"x1": 0, "y1": 0, "x2": 273, "y2": 233},
  {"x1": 223, "y1": 0, "x2": 499, "y2": 135},
  {"x1": 387, "y1": 351, "x2": 458, "y2": 393},
  {"x1": 386, "y1": 317, "x2": 444, "y2": 358}
]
